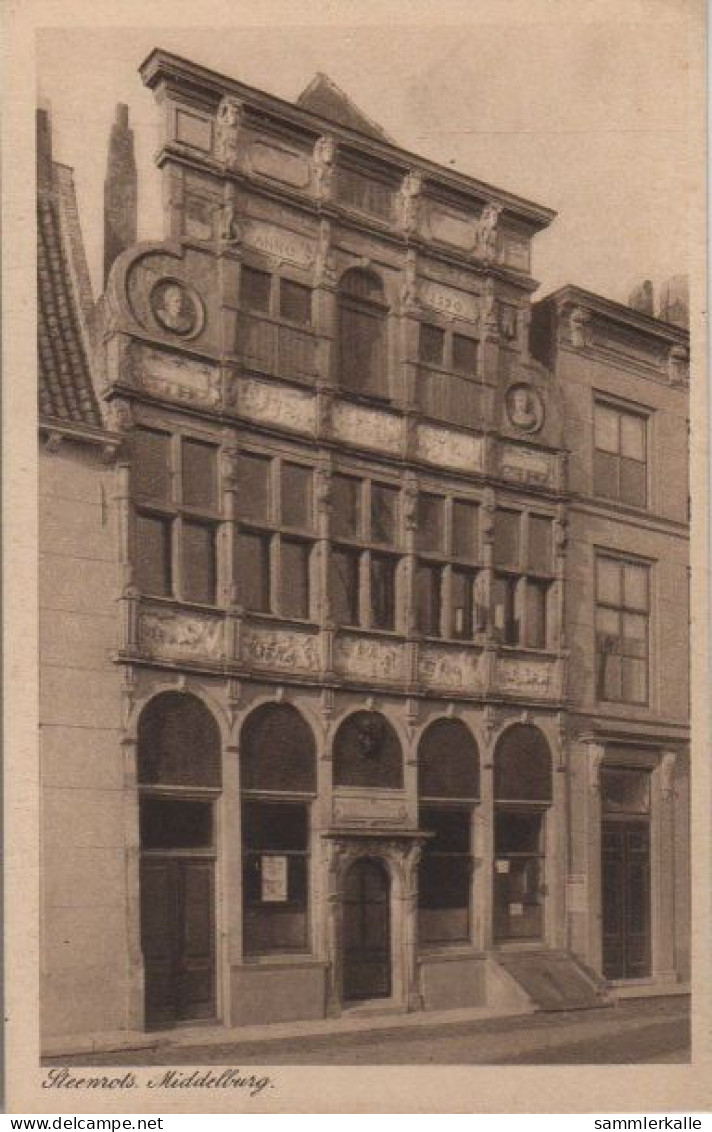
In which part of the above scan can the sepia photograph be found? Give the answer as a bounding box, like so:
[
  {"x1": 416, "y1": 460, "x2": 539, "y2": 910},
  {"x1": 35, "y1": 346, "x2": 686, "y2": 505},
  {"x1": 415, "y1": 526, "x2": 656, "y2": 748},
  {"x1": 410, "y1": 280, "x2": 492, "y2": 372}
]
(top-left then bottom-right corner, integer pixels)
[{"x1": 2, "y1": 0, "x2": 708, "y2": 1115}]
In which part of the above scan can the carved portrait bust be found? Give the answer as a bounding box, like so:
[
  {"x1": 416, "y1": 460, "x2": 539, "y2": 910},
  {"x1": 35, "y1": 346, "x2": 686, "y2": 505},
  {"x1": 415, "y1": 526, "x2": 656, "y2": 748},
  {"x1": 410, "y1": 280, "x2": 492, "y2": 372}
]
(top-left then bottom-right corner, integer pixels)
[
  {"x1": 151, "y1": 279, "x2": 203, "y2": 338},
  {"x1": 505, "y1": 383, "x2": 544, "y2": 433}
]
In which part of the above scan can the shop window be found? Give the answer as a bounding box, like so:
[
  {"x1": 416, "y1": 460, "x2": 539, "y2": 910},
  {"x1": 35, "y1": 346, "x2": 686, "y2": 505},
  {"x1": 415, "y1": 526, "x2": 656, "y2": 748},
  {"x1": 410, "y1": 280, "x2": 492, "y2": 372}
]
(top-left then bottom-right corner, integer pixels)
[
  {"x1": 494, "y1": 725, "x2": 552, "y2": 803},
  {"x1": 241, "y1": 703, "x2": 316, "y2": 956},
  {"x1": 415, "y1": 491, "x2": 483, "y2": 640},
  {"x1": 338, "y1": 268, "x2": 389, "y2": 398},
  {"x1": 418, "y1": 719, "x2": 479, "y2": 947},
  {"x1": 594, "y1": 400, "x2": 648, "y2": 508},
  {"x1": 328, "y1": 474, "x2": 400, "y2": 631},
  {"x1": 133, "y1": 429, "x2": 220, "y2": 605},
  {"x1": 333, "y1": 711, "x2": 403, "y2": 789},
  {"x1": 235, "y1": 452, "x2": 315, "y2": 620},
  {"x1": 138, "y1": 692, "x2": 222, "y2": 788},
  {"x1": 493, "y1": 510, "x2": 554, "y2": 649},
  {"x1": 596, "y1": 555, "x2": 649, "y2": 704}
]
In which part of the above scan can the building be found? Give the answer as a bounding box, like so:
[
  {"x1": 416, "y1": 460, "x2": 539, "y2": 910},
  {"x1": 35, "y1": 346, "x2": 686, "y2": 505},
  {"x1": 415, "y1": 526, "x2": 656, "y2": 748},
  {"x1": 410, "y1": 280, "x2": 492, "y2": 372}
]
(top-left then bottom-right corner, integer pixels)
[{"x1": 38, "y1": 50, "x2": 690, "y2": 1053}]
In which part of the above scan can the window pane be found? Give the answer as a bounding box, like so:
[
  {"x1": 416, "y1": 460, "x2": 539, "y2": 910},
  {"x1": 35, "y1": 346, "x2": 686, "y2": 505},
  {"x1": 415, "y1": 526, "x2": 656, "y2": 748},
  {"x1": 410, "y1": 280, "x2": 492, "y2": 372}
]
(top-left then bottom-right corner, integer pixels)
[
  {"x1": 181, "y1": 438, "x2": 217, "y2": 509},
  {"x1": 339, "y1": 303, "x2": 386, "y2": 396},
  {"x1": 415, "y1": 562, "x2": 442, "y2": 636},
  {"x1": 452, "y1": 333, "x2": 477, "y2": 375},
  {"x1": 620, "y1": 458, "x2": 647, "y2": 507},
  {"x1": 525, "y1": 580, "x2": 548, "y2": 649},
  {"x1": 140, "y1": 798, "x2": 213, "y2": 850},
  {"x1": 243, "y1": 801, "x2": 308, "y2": 851},
  {"x1": 419, "y1": 323, "x2": 445, "y2": 366},
  {"x1": 133, "y1": 428, "x2": 171, "y2": 502},
  {"x1": 370, "y1": 554, "x2": 396, "y2": 630},
  {"x1": 494, "y1": 810, "x2": 544, "y2": 854},
  {"x1": 623, "y1": 563, "x2": 648, "y2": 611},
  {"x1": 182, "y1": 521, "x2": 216, "y2": 604},
  {"x1": 595, "y1": 405, "x2": 620, "y2": 453},
  {"x1": 597, "y1": 558, "x2": 621, "y2": 605},
  {"x1": 329, "y1": 547, "x2": 360, "y2": 625},
  {"x1": 416, "y1": 493, "x2": 445, "y2": 553},
  {"x1": 620, "y1": 413, "x2": 646, "y2": 461},
  {"x1": 528, "y1": 516, "x2": 553, "y2": 573},
  {"x1": 623, "y1": 658, "x2": 648, "y2": 704},
  {"x1": 281, "y1": 463, "x2": 313, "y2": 529},
  {"x1": 135, "y1": 512, "x2": 172, "y2": 596},
  {"x1": 622, "y1": 612, "x2": 647, "y2": 658},
  {"x1": 593, "y1": 450, "x2": 618, "y2": 500},
  {"x1": 280, "y1": 539, "x2": 310, "y2": 620},
  {"x1": 451, "y1": 569, "x2": 476, "y2": 639},
  {"x1": 236, "y1": 530, "x2": 271, "y2": 611},
  {"x1": 336, "y1": 168, "x2": 394, "y2": 219},
  {"x1": 242, "y1": 266, "x2": 271, "y2": 313},
  {"x1": 596, "y1": 605, "x2": 620, "y2": 647},
  {"x1": 237, "y1": 453, "x2": 272, "y2": 520},
  {"x1": 452, "y1": 500, "x2": 478, "y2": 560},
  {"x1": 493, "y1": 574, "x2": 519, "y2": 645},
  {"x1": 494, "y1": 510, "x2": 520, "y2": 568},
  {"x1": 331, "y1": 475, "x2": 362, "y2": 538},
  {"x1": 371, "y1": 483, "x2": 398, "y2": 545},
  {"x1": 601, "y1": 769, "x2": 650, "y2": 815},
  {"x1": 279, "y1": 279, "x2": 312, "y2": 325}
]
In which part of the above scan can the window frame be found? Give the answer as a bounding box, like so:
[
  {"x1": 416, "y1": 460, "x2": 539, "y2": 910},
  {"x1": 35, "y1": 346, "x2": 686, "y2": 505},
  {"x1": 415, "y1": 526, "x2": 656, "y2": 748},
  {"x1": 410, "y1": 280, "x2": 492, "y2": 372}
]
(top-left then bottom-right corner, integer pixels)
[
  {"x1": 415, "y1": 490, "x2": 483, "y2": 642},
  {"x1": 595, "y1": 552, "x2": 650, "y2": 706},
  {"x1": 337, "y1": 269, "x2": 390, "y2": 401},
  {"x1": 240, "y1": 261, "x2": 314, "y2": 329},
  {"x1": 593, "y1": 396, "x2": 650, "y2": 510},
  {"x1": 235, "y1": 449, "x2": 317, "y2": 622},
  {"x1": 329, "y1": 472, "x2": 402, "y2": 633},
  {"x1": 132, "y1": 426, "x2": 221, "y2": 607},
  {"x1": 492, "y1": 508, "x2": 555, "y2": 651}
]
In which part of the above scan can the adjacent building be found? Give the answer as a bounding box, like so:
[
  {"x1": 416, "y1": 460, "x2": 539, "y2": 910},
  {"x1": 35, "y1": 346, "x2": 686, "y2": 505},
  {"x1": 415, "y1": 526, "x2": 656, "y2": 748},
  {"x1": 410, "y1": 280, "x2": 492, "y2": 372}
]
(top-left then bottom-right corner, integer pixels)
[{"x1": 38, "y1": 50, "x2": 690, "y2": 1052}]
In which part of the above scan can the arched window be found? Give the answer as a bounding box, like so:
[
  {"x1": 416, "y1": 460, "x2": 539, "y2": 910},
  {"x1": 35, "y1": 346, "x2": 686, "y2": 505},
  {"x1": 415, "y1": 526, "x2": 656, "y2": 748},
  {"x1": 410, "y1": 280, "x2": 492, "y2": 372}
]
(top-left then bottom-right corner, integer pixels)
[
  {"x1": 493, "y1": 725, "x2": 552, "y2": 943},
  {"x1": 338, "y1": 268, "x2": 389, "y2": 398},
  {"x1": 494, "y1": 724, "x2": 552, "y2": 803},
  {"x1": 417, "y1": 719, "x2": 479, "y2": 947},
  {"x1": 333, "y1": 711, "x2": 403, "y2": 789},
  {"x1": 241, "y1": 703, "x2": 316, "y2": 955},
  {"x1": 137, "y1": 692, "x2": 222, "y2": 1025}
]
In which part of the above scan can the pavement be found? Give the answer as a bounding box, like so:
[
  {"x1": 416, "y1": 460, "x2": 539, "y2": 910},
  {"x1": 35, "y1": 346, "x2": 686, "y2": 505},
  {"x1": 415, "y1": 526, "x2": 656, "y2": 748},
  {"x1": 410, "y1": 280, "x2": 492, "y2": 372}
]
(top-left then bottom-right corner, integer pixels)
[{"x1": 44, "y1": 995, "x2": 690, "y2": 1067}]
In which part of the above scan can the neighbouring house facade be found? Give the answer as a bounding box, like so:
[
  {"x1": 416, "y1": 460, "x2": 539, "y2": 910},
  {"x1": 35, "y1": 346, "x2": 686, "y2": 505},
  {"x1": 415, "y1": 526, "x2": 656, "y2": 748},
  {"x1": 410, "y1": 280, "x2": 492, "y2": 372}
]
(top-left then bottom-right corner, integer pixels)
[{"x1": 38, "y1": 50, "x2": 690, "y2": 1053}]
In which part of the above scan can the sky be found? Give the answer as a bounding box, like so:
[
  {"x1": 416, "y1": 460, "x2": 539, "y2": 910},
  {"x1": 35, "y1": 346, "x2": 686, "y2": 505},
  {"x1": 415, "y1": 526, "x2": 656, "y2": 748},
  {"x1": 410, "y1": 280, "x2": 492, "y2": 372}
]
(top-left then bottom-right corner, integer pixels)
[{"x1": 36, "y1": 10, "x2": 694, "y2": 307}]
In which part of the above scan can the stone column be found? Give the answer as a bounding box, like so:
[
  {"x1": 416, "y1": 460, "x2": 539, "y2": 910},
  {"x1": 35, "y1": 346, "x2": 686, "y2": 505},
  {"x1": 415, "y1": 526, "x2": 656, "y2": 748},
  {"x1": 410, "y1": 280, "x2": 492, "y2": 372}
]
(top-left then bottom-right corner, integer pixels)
[
  {"x1": 402, "y1": 841, "x2": 426, "y2": 1011},
  {"x1": 479, "y1": 712, "x2": 497, "y2": 949},
  {"x1": 583, "y1": 739, "x2": 606, "y2": 972},
  {"x1": 654, "y1": 751, "x2": 678, "y2": 984},
  {"x1": 222, "y1": 735, "x2": 243, "y2": 1024}
]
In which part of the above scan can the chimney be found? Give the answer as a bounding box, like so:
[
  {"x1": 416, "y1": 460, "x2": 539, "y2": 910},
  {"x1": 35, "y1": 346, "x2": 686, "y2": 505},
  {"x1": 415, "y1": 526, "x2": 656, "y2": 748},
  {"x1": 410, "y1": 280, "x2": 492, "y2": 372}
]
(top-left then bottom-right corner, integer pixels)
[
  {"x1": 37, "y1": 107, "x2": 53, "y2": 194},
  {"x1": 104, "y1": 103, "x2": 137, "y2": 287},
  {"x1": 628, "y1": 279, "x2": 654, "y2": 316},
  {"x1": 658, "y1": 275, "x2": 689, "y2": 329}
]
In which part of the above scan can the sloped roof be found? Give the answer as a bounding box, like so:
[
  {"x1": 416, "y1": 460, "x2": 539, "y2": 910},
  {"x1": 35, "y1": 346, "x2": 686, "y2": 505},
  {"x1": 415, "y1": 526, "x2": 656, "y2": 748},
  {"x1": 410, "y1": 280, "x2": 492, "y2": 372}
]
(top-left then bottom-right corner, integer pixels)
[
  {"x1": 37, "y1": 109, "x2": 102, "y2": 428},
  {"x1": 296, "y1": 73, "x2": 394, "y2": 143}
]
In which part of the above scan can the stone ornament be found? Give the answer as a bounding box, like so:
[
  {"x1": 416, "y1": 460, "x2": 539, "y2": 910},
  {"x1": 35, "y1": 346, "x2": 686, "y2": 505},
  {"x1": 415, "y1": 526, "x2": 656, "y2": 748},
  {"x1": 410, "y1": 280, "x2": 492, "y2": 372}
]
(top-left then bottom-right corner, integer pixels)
[
  {"x1": 396, "y1": 170, "x2": 423, "y2": 237},
  {"x1": 474, "y1": 201, "x2": 503, "y2": 260},
  {"x1": 150, "y1": 278, "x2": 204, "y2": 339},
  {"x1": 215, "y1": 96, "x2": 243, "y2": 169},
  {"x1": 505, "y1": 383, "x2": 544, "y2": 434},
  {"x1": 569, "y1": 305, "x2": 591, "y2": 348},
  {"x1": 312, "y1": 134, "x2": 336, "y2": 200}
]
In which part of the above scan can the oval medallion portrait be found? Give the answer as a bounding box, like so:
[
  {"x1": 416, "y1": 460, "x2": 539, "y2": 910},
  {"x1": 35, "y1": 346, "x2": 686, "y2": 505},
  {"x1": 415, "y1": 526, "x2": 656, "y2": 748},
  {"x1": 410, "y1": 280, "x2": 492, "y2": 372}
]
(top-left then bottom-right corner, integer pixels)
[
  {"x1": 151, "y1": 278, "x2": 204, "y2": 338},
  {"x1": 505, "y1": 383, "x2": 544, "y2": 434}
]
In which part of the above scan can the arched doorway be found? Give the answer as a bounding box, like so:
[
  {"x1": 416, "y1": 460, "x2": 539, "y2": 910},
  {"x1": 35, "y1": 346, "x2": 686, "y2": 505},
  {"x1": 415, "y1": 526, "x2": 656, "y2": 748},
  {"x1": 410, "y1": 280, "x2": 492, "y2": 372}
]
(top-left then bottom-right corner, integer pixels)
[
  {"x1": 342, "y1": 858, "x2": 391, "y2": 1002},
  {"x1": 493, "y1": 724, "x2": 552, "y2": 943},
  {"x1": 137, "y1": 692, "x2": 222, "y2": 1026}
]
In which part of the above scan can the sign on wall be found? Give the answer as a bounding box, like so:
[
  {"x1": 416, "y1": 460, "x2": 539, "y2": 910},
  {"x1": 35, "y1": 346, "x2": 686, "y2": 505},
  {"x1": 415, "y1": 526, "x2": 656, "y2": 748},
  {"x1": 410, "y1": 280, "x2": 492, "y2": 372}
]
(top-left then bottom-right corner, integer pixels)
[{"x1": 261, "y1": 855, "x2": 289, "y2": 903}]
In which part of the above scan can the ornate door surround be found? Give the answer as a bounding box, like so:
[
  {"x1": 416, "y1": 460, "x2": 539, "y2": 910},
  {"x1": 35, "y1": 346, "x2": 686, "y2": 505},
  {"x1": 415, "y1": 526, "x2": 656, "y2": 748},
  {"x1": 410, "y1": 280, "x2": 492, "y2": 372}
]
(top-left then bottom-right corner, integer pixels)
[{"x1": 323, "y1": 829, "x2": 428, "y2": 1014}]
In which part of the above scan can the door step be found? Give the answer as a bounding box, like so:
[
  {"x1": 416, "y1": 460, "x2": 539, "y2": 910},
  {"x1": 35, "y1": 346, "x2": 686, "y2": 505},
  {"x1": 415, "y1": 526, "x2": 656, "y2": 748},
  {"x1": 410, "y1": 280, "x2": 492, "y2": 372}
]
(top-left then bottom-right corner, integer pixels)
[{"x1": 492, "y1": 950, "x2": 611, "y2": 1012}]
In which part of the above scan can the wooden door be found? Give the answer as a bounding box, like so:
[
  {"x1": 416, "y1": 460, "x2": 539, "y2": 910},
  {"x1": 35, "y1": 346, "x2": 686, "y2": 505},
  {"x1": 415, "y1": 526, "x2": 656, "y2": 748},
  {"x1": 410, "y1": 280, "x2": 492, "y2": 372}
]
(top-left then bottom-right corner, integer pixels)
[
  {"x1": 601, "y1": 821, "x2": 651, "y2": 979},
  {"x1": 141, "y1": 856, "x2": 216, "y2": 1025},
  {"x1": 342, "y1": 859, "x2": 391, "y2": 1002}
]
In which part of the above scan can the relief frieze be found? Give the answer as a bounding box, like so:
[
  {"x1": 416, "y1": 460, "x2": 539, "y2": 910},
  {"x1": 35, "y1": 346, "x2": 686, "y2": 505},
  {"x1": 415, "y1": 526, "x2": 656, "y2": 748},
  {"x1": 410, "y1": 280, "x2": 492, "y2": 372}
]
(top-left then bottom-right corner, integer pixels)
[
  {"x1": 242, "y1": 220, "x2": 315, "y2": 269},
  {"x1": 335, "y1": 635, "x2": 406, "y2": 682},
  {"x1": 499, "y1": 444, "x2": 552, "y2": 485},
  {"x1": 496, "y1": 656, "x2": 554, "y2": 694},
  {"x1": 139, "y1": 348, "x2": 220, "y2": 407},
  {"x1": 237, "y1": 377, "x2": 316, "y2": 434},
  {"x1": 419, "y1": 646, "x2": 483, "y2": 690},
  {"x1": 417, "y1": 423, "x2": 483, "y2": 472},
  {"x1": 332, "y1": 795, "x2": 409, "y2": 828},
  {"x1": 243, "y1": 626, "x2": 320, "y2": 672},
  {"x1": 247, "y1": 141, "x2": 311, "y2": 189},
  {"x1": 139, "y1": 609, "x2": 225, "y2": 660},
  {"x1": 419, "y1": 279, "x2": 480, "y2": 323},
  {"x1": 332, "y1": 402, "x2": 403, "y2": 454}
]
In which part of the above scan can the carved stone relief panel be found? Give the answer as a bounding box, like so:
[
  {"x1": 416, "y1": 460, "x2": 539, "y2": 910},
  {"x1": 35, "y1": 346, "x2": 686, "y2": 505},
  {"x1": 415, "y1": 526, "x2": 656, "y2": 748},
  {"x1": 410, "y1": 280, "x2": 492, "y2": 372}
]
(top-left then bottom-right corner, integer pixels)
[
  {"x1": 332, "y1": 794, "x2": 409, "y2": 829},
  {"x1": 419, "y1": 645, "x2": 484, "y2": 691},
  {"x1": 138, "y1": 347, "x2": 220, "y2": 407},
  {"x1": 237, "y1": 377, "x2": 316, "y2": 434},
  {"x1": 247, "y1": 141, "x2": 311, "y2": 189},
  {"x1": 496, "y1": 656, "x2": 554, "y2": 696},
  {"x1": 334, "y1": 634, "x2": 406, "y2": 683},
  {"x1": 418, "y1": 279, "x2": 480, "y2": 324},
  {"x1": 242, "y1": 625, "x2": 320, "y2": 673},
  {"x1": 332, "y1": 402, "x2": 403, "y2": 455},
  {"x1": 417, "y1": 423, "x2": 483, "y2": 472},
  {"x1": 139, "y1": 608, "x2": 225, "y2": 661},
  {"x1": 426, "y1": 205, "x2": 477, "y2": 252},
  {"x1": 498, "y1": 444, "x2": 553, "y2": 486},
  {"x1": 241, "y1": 220, "x2": 316, "y2": 269}
]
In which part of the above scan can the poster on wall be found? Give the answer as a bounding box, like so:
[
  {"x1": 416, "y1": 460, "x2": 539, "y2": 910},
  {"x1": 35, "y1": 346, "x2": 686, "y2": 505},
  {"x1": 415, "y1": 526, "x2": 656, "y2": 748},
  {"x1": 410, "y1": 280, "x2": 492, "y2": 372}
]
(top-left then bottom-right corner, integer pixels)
[{"x1": 261, "y1": 854, "x2": 288, "y2": 902}]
